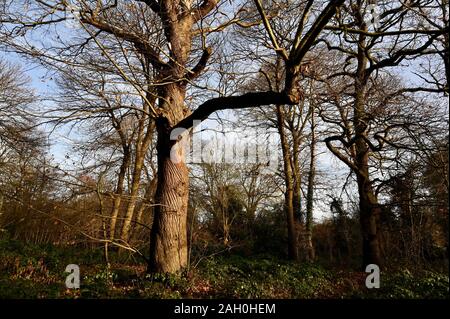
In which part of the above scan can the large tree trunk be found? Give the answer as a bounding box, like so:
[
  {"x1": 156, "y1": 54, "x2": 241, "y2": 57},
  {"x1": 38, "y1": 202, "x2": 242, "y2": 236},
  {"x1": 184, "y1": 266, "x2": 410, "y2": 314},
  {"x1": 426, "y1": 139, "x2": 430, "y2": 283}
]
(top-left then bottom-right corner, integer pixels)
[
  {"x1": 146, "y1": 5, "x2": 195, "y2": 273},
  {"x1": 354, "y1": 102, "x2": 382, "y2": 268},
  {"x1": 355, "y1": 123, "x2": 383, "y2": 268},
  {"x1": 148, "y1": 122, "x2": 189, "y2": 273},
  {"x1": 354, "y1": 29, "x2": 382, "y2": 269},
  {"x1": 357, "y1": 174, "x2": 382, "y2": 268}
]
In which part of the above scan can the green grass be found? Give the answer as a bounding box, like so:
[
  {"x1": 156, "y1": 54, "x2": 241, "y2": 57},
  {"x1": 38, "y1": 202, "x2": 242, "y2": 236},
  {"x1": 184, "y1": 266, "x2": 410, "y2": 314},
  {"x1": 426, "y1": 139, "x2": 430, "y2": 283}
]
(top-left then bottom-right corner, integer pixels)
[{"x1": 0, "y1": 239, "x2": 448, "y2": 299}]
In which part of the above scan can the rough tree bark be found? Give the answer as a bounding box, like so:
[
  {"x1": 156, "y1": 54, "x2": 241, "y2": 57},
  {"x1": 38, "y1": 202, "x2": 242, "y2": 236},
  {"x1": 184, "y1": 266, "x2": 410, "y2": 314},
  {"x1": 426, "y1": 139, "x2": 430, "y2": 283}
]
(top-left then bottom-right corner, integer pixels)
[{"x1": 149, "y1": 101, "x2": 190, "y2": 273}]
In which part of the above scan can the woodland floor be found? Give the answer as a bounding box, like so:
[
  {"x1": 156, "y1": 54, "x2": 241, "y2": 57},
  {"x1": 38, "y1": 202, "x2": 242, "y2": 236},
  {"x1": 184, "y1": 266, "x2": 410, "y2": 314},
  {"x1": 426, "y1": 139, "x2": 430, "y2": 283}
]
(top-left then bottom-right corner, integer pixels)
[{"x1": 0, "y1": 239, "x2": 448, "y2": 299}]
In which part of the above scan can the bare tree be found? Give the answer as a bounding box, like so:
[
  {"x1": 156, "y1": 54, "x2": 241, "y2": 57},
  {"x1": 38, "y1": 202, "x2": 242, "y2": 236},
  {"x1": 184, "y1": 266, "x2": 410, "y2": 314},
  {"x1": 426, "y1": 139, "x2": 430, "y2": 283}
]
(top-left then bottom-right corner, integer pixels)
[
  {"x1": 0, "y1": 58, "x2": 34, "y2": 147},
  {"x1": 317, "y1": 0, "x2": 448, "y2": 268}
]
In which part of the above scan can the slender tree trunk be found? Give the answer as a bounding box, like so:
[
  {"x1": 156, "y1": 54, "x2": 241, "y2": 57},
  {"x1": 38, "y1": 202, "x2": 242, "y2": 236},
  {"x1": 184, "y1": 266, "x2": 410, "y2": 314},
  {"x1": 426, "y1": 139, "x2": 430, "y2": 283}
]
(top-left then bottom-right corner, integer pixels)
[
  {"x1": 292, "y1": 137, "x2": 302, "y2": 223},
  {"x1": 276, "y1": 105, "x2": 299, "y2": 261},
  {"x1": 109, "y1": 147, "x2": 131, "y2": 240},
  {"x1": 120, "y1": 120, "x2": 154, "y2": 242},
  {"x1": 223, "y1": 221, "x2": 231, "y2": 247},
  {"x1": 96, "y1": 175, "x2": 110, "y2": 267},
  {"x1": 133, "y1": 176, "x2": 157, "y2": 238},
  {"x1": 120, "y1": 150, "x2": 145, "y2": 242},
  {"x1": 305, "y1": 108, "x2": 316, "y2": 262}
]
